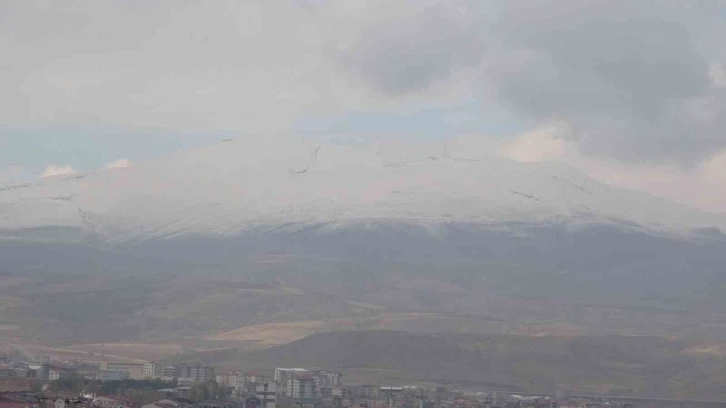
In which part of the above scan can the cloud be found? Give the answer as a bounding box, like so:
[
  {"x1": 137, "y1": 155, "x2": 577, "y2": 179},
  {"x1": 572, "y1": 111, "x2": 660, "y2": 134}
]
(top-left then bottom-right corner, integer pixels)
[
  {"x1": 333, "y1": 0, "x2": 485, "y2": 97},
  {"x1": 335, "y1": 0, "x2": 726, "y2": 165},
  {"x1": 104, "y1": 158, "x2": 133, "y2": 169},
  {"x1": 497, "y1": 122, "x2": 571, "y2": 163},
  {"x1": 498, "y1": 124, "x2": 726, "y2": 214},
  {"x1": 0, "y1": 1, "x2": 365, "y2": 133},
  {"x1": 2, "y1": 0, "x2": 725, "y2": 170},
  {"x1": 39, "y1": 164, "x2": 79, "y2": 178},
  {"x1": 488, "y1": 0, "x2": 725, "y2": 165}
]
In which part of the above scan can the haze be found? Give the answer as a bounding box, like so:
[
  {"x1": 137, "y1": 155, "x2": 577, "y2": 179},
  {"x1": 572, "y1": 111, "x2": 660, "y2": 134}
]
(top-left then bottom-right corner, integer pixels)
[{"x1": 2, "y1": 0, "x2": 726, "y2": 405}]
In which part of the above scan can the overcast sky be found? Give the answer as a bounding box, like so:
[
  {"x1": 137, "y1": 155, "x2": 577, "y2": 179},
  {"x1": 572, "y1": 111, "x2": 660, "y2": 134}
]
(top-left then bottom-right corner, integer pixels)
[{"x1": 1, "y1": 0, "x2": 725, "y2": 212}]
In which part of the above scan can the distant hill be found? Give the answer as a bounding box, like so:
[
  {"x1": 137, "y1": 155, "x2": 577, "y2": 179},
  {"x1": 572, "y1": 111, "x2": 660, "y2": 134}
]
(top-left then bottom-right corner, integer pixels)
[{"x1": 173, "y1": 330, "x2": 726, "y2": 400}]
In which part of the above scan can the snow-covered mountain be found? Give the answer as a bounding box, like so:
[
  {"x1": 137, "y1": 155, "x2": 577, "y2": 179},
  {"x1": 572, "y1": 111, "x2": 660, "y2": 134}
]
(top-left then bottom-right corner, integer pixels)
[{"x1": 1, "y1": 138, "x2": 724, "y2": 244}]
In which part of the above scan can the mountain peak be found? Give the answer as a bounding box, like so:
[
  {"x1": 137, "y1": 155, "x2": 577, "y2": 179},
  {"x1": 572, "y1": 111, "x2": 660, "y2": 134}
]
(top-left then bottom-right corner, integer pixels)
[{"x1": 1, "y1": 139, "x2": 724, "y2": 244}]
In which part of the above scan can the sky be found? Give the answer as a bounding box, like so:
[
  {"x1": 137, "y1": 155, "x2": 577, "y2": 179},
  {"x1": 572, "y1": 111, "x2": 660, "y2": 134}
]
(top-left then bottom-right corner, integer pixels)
[{"x1": 1, "y1": 0, "x2": 725, "y2": 213}]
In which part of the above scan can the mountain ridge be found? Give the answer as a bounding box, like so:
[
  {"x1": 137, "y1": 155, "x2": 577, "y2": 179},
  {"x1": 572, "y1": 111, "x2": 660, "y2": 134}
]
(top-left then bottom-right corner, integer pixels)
[{"x1": 1, "y1": 138, "x2": 724, "y2": 245}]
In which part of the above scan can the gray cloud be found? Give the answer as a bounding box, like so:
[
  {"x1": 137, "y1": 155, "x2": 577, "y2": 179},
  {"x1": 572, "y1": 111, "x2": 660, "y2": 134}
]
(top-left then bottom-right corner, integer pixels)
[
  {"x1": 337, "y1": 0, "x2": 725, "y2": 164},
  {"x1": 490, "y1": 0, "x2": 724, "y2": 165},
  {"x1": 335, "y1": 1, "x2": 486, "y2": 97},
  {"x1": 3, "y1": 0, "x2": 724, "y2": 166}
]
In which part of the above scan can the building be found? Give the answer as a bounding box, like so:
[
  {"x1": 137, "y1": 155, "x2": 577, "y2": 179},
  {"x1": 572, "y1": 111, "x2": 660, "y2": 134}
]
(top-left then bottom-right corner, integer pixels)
[
  {"x1": 255, "y1": 383, "x2": 276, "y2": 408},
  {"x1": 0, "y1": 365, "x2": 14, "y2": 378},
  {"x1": 273, "y1": 369, "x2": 306, "y2": 384},
  {"x1": 144, "y1": 362, "x2": 160, "y2": 379},
  {"x1": 176, "y1": 365, "x2": 215, "y2": 384},
  {"x1": 313, "y1": 371, "x2": 342, "y2": 397},
  {"x1": 100, "y1": 362, "x2": 145, "y2": 380},
  {"x1": 243, "y1": 373, "x2": 264, "y2": 393},
  {"x1": 285, "y1": 373, "x2": 316, "y2": 400},
  {"x1": 94, "y1": 396, "x2": 132, "y2": 408},
  {"x1": 344, "y1": 385, "x2": 377, "y2": 399},
  {"x1": 48, "y1": 366, "x2": 72, "y2": 381},
  {"x1": 163, "y1": 366, "x2": 178, "y2": 380},
  {"x1": 275, "y1": 369, "x2": 308, "y2": 397},
  {"x1": 99, "y1": 371, "x2": 130, "y2": 381},
  {"x1": 245, "y1": 398, "x2": 260, "y2": 408},
  {"x1": 142, "y1": 398, "x2": 193, "y2": 408},
  {"x1": 215, "y1": 372, "x2": 240, "y2": 390}
]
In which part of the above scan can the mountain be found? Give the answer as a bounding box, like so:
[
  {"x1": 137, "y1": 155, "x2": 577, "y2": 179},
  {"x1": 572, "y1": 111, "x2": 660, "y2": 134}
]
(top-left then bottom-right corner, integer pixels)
[
  {"x1": 171, "y1": 330, "x2": 726, "y2": 400},
  {"x1": 1, "y1": 138, "x2": 724, "y2": 243},
  {"x1": 2, "y1": 139, "x2": 726, "y2": 347}
]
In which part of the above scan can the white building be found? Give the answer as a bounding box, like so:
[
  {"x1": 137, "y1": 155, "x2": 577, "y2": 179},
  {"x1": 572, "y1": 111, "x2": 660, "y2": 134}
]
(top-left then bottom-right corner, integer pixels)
[
  {"x1": 143, "y1": 362, "x2": 159, "y2": 379},
  {"x1": 48, "y1": 367, "x2": 71, "y2": 381},
  {"x1": 274, "y1": 368, "x2": 308, "y2": 396},
  {"x1": 216, "y1": 372, "x2": 241, "y2": 390},
  {"x1": 49, "y1": 368, "x2": 62, "y2": 381},
  {"x1": 274, "y1": 368, "x2": 306, "y2": 383}
]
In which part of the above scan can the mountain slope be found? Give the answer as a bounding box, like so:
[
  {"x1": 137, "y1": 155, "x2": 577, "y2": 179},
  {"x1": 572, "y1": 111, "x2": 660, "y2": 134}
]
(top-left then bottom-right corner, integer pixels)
[{"x1": 0, "y1": 139, "x2": 724, "y2": 244}]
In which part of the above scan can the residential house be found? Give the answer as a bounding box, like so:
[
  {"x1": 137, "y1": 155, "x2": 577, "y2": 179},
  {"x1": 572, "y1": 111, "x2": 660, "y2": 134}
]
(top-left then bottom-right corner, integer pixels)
[{"x1": 48, "y1": 366, "x2": 73, "y2": 381}]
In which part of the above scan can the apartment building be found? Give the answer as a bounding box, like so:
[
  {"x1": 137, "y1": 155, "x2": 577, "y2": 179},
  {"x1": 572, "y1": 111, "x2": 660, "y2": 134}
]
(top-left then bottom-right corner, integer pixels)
[
  {"x1": 255, "y1": 383, "x2": 276, "y2": 408},
  {"x1": 313, "y1": 371, "x2": 342, "y2": 397},
  {"x1": 176, "y1": 365, "x2": 215, "y2": 384},
  {"x1": 100, "y1": 362, "x2": 145, "y2": 380},
  {"x1": 143, "y1": 362, "x2": 160, "y2": 379},
  {"x1": 285, "y1": 373, "x2": 316, "y2": 399}
]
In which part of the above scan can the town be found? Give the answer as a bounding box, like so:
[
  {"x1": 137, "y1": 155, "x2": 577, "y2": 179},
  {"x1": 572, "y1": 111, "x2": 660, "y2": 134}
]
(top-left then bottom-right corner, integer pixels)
[{"x1": 1, "y1": 354, "x2": 706, "y2": 408}]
